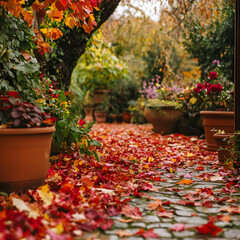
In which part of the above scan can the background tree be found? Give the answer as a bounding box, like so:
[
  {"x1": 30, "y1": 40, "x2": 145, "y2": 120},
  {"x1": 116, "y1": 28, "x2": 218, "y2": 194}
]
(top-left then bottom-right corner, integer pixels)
[{"x1": 0, "y1": 0, "x2": 122, "y2": 92}]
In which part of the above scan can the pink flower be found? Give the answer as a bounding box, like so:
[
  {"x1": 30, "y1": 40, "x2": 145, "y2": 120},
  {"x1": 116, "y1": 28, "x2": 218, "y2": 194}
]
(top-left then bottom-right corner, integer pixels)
[
  {"x1": 213, "y1": 60, "x2": 220, "y2": 65},
  {"x1": 209, "y1": 71, "x2": 218, "y2": 80},
  {"x1": 78, "y1": 119, "x2": 86, "y2": 127}
]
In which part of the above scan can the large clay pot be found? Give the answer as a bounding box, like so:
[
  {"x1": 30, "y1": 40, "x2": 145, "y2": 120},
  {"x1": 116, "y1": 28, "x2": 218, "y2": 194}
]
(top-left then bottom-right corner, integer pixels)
[
  {"x1": 200, "y1": 111, "x2": 234, "y2": 151},
  {"x1": 92, "y1": 89, "x2": 111, "y2": 105},
  {"x1": 0, "y1": 126, "x2": 55, "y2": 193},
  {"x1": 144, "y1": 106, "x2": 182, "y2": 134}
]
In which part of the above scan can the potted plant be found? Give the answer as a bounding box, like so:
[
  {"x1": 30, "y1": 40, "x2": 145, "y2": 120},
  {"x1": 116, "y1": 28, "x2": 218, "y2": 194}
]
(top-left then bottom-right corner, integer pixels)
[
  {"x1": 178, "y1": 60, "x2": 234, "y2": 151},
  {"x1": 94, "y1": 97, "x2": 109, "y2": 123},
  {"x1": 0, "y1": 91, "x2": 56, "y2": 193},
  {"x1": 144, "y1": 99, "x2": 182, "y2": 134}
]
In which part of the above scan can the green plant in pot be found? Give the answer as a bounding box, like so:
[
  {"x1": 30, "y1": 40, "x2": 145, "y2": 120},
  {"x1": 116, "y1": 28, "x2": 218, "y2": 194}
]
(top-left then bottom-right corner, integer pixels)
[
  {"x1": 144, "y1": 98, "x2": 182, "y2": 134},
  {"x1": 183, "y1": 60, "x2": 234, "y2": 151}
]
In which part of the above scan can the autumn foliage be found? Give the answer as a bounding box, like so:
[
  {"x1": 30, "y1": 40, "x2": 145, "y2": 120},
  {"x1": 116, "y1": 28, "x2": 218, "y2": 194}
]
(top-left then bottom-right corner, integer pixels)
[{"x1": 0, "y1": 0, "x2": 101, "y2": 55}]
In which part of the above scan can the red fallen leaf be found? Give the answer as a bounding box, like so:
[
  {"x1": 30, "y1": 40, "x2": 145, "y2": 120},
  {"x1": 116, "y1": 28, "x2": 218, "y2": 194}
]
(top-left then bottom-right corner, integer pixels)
[
  {"x1": 196, "y1": 166, "x2": 204, "y2": 171},
  {"x1": 100, "y1": 219, "x2": 114, "y2": 230},
  {"x1": 177, "y1": 179, "x2": 193, "y2": 185},
  {"x1": 195, "y1": 221, "x2": 223, "y2": 237},
  {"x1": 121, "y1": 205, "x2": 142, "y2": 220},
  {"x1": 176, "y1": 200, "x2": 195, "y2": 206},
  {"x1": 162, "y1": 201, "x2": 172, "y2": 205},
  {"x1": 136, "y1": 228, "x2": 159, "y2": 238},
  {"x1": 133, "y1": 189, "x2": 141, "y2": 197},
  {"x1": 157, "y1": 210, "x2": 173, "y2": 218},
  {"x1": 171, "y1": 223, "x2": 185, "y2": 232}
]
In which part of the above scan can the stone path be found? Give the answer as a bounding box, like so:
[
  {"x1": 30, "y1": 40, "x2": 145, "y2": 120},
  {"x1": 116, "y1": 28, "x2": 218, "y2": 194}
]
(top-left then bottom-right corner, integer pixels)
[{"x1": 81, "y1": 124, "x2": 240, "y2": 240}]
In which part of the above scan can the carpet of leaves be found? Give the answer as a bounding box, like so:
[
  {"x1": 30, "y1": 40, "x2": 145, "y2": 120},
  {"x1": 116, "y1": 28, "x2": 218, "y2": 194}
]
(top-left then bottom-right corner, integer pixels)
[{"x1": 1, "y1": 123, "x2": 240, "y2": 239}]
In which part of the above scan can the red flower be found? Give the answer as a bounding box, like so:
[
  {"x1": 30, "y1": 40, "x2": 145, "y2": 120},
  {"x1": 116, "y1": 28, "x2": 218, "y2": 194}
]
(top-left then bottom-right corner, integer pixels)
[
  {"x1": 194, "y1": 84, "x2": 205, "y2": 93},
  {"x1": 7, "y1": 91, "x2": 19, "y2": 97},
  {"x1": 209, "y1": 71, "x2": 218, "y2": 80},
  {"x1": 206, "y1": 83, "x2": 223, "y2": 95},
  {"x1": 43, "y1": 117, "x2": 58, "y2": 125},
  {"x1": 78, "y1": 119, "x2": 86, "y2": 127}
]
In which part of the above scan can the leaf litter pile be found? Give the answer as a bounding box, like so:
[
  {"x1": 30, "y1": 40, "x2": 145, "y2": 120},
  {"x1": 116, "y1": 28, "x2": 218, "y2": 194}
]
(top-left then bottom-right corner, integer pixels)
[{"x1": 1, "y1": 123, "x2": 240, "y2": 239}]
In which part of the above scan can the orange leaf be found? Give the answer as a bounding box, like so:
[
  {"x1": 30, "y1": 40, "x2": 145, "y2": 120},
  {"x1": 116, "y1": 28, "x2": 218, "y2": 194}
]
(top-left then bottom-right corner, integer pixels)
[
  {"x1": 177, "y1": 179, "x2": 193, "y2": 185},
  {"x1": 148, "y1": 200, "x2": 163, "y2": 211},
  {"x1": 116, "y1": 230, "x2": 134, "y2": 237},
  {"x1": 117, "y1": 218, "x2": 133, "y2": 223},
  {"x1": 21, "y1": 51, "x2": 31, "y2": 61}
]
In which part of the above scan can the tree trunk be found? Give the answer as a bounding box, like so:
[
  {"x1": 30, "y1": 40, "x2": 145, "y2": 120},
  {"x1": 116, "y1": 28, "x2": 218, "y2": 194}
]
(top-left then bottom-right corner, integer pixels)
[{"x1": 41, "y1": 0, "x2": 121, "y2": 90}]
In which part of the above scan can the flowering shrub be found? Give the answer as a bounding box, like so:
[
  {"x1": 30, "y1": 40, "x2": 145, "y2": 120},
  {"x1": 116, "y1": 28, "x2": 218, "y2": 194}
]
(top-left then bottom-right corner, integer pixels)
[
  {"x1": 141, "y1": 75, "x2": 161, "y2": 99},
  {"x1": 0, "y1": 91, "x2": 56, "y2": 128},
  {"x1": 178, "y1": 60, "x2": 234, "y2": 116},
  {"x1": 37, "y1": 80, "x2": 101, "y2": 156},
  {"x1": 157, "y1": 83, "x2": 184, "y2": 102}
]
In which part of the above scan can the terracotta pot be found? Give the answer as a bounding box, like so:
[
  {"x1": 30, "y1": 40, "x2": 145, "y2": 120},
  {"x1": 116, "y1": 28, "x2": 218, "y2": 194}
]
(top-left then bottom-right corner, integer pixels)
[
  {"x1": 214, "y1": 133, "x2": 232, "y2": 164},
  {"x1": 0, "y1": 126, "x2": 55, "y2": 193},
  {"x1": 122, "y1": 111, "x2": 131, "y2": 123},
  {"x1": 94, "y1": 111, "x2": 107, "y2": 123},
  {"x1": 83, "y1": 106, "x2": 94, "y2": 122},
  {"x1": 144, "y1": 107, "x2": 182, "y2": 134},
  {"x1": 92, "y1": 89, "x2": 111, "y2": 105},
  {"x1": 200, "y1": 111, "x2": 234, "y2": 151}
]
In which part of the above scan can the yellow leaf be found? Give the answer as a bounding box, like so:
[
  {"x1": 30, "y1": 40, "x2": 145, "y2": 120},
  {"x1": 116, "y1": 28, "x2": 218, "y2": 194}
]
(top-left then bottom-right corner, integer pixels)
[
  {"x1": 89, "y1": 13, "x2": 95, "y2": 21},
  {"x1": 51, "y1": 223, "x2": 64, "y2": 234},
  {"x1": 65, "y1": 16, "x2": 76, "y2": 29},
  {"x1": 37, "y1": 184, "x2": 54, "y2": 206}
]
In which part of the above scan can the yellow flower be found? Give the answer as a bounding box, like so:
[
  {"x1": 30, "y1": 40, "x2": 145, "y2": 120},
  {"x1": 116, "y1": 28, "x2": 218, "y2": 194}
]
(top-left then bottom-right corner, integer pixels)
[{"x1": 189, "y1": 97, "x2": 197, "y2": 104}]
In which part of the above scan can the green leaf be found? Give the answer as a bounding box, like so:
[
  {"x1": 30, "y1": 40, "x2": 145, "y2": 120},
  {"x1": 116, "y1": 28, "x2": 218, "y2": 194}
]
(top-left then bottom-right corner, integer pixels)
[
  {"x1": 90, "y1": 140, "x2": 101, "y2": 147},
  {"x1": 0, "y1": 191, "x2": 8, "y2": 197},
  {"x1": 92, "y1": 151, "x2": 100, "y2": 162},
  {"x1": 56, "y1": 119, "x2": 68, "y2": 127}
]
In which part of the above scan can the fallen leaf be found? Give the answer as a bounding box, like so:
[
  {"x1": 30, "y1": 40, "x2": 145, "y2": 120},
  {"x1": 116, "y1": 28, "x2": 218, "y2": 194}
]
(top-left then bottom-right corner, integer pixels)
[
  {"x1": 37, "y1": 184, "x2": 54, "y2": 206},
  {"x1": 177, "y1": 179, "x2": 193, "y2": 185},
  {"x1": 116, "y1": 230, "x2": 134, "y2": 237},
  {"x1": 171, "y1": 223, "x2": 185, "y2": 232},
  {"x1": 12, "y1": 197, "x2": 39, "y2": 219},
  {"x1": 157, "y1": 210, "x2": 174, "y2": 218},
  {"x1": 148, "y1": 200, "x2": 163, "y2": 210},
  {"x1": 195, "y1": 221, "x2": 223, "y2": 236}
]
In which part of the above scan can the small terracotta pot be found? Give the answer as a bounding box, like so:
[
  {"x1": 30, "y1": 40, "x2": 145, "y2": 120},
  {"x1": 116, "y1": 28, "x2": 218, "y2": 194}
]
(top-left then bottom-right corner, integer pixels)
[
  {"x1": 0, "y1": 126, "x2": 55, "y2": 193},
  {"x1": 144, "y1": 107, "x2": 182, "y2": 134},
  {"x1": 200, "y1": 111, "x2": 234, "y2": 151},
  {"x1": 122, "y1": 111, "x2": 131, "y2": 123},
  {"x1": 214, "y1": 133, "x2": 232, "y2": 164},
  {"x1": 94, "y1": 112, "x2": 107, "y2": 123}
]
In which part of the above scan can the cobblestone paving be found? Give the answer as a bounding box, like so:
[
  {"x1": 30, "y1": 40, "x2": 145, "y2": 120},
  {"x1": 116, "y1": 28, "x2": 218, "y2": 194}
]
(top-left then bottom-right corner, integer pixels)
[{"x1": 81, "y1": 124, "x2": 240, "y2": 240}]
